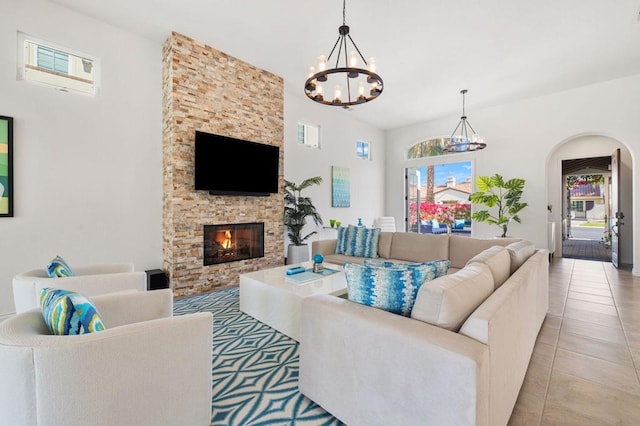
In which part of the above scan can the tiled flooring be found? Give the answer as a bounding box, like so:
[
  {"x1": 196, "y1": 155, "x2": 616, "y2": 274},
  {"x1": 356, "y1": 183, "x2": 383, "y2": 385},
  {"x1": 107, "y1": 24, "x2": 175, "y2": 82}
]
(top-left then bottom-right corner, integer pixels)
[{"x1": 509, "y1": 258, "x2": 640, "y2": 425}]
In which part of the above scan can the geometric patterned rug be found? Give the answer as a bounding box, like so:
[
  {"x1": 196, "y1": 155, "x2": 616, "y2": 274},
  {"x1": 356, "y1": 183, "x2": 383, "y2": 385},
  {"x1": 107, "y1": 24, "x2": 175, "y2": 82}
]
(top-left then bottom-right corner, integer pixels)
[{"x1": 173, "y1": 287, "x2": 344, "y2": 426}]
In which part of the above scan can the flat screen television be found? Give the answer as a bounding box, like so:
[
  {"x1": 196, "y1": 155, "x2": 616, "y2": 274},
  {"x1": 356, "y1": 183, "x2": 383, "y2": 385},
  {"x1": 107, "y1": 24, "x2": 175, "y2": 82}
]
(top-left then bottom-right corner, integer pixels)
[{"x1": 194, "y1": 131, "x2": 279, "y2": 196}]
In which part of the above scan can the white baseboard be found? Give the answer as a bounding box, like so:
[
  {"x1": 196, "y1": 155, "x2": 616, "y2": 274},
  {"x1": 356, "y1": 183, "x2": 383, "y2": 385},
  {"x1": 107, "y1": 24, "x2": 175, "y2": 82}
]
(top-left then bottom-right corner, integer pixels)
[{"x1": 0, "y1": 312, "x2": 15, "y2": 323}]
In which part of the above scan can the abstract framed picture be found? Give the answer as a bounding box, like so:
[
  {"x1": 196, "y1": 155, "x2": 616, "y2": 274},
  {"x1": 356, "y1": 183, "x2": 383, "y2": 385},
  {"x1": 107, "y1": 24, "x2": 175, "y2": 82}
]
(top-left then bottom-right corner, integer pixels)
[
  {"x1": 0, "y1": 116, "x2": 13, "y2": 217},
  {"x1": 332, "y1": 166, "x2": 350, "y2": 207}
]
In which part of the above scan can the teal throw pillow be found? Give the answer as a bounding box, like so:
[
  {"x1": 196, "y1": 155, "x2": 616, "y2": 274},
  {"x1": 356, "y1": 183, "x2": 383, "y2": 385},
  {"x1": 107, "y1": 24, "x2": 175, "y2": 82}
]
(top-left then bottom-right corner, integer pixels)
[
  {"x1": 335, "y1": 225, "x2": 380, "y2": 258},
  {"x1": 46, "y1": 255, "x2": 74, "y2": 278},
  {"x1": 40, "y1": 288, "x2": 105, "y2": 335},
  {"x1": 364, "y1": 258, "x2": 450, "y2": 278},
  {"x1": 344, "y1": 262, "x2": 437, "y2": 316},
  {"x1": 454, "y1": 219, "x2": 465, "y2": 229}
]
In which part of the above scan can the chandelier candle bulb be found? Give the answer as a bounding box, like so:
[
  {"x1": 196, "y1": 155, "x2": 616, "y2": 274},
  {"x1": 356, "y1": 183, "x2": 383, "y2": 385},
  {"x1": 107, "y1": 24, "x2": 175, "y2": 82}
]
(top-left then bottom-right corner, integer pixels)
[
  {"x1": 317, "y1": 55, "x2": 327, "y2": 82},
  {"x1": 333, "y1": 85, "x2": 342, "y2": 103}
]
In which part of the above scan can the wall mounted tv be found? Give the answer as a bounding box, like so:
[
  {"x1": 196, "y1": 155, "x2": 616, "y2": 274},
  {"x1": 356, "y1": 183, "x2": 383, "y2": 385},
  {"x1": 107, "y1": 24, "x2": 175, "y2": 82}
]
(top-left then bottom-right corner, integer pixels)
[{"x1": 194, "y1": 131, "x2": 280, "y2": 196}]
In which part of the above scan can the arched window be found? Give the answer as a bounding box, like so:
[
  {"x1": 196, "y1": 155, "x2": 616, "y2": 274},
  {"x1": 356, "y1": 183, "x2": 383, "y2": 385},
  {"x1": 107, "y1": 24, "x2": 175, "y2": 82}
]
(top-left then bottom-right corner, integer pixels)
[{"x1": 407, "y1": 137, "x2": 448, "y2": 159}]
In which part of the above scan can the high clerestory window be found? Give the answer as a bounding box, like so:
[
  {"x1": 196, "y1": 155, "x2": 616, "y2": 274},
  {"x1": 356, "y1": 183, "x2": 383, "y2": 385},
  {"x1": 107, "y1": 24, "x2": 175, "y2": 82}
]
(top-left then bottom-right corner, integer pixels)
[{"x1": 18, "y1": 32, "x2": 98, "y2": 96}]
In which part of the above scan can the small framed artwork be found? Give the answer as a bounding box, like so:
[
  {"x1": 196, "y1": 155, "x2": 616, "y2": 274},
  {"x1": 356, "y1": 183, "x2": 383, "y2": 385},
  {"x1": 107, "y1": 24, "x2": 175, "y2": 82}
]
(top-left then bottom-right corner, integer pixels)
[
  {"x1": 356, "y1": 141, "x2": 370, "y2": 160},
  {"x1": 0, "y1": 116, "x2": 13, "y2": 217},
  {"x1": 332, "y1": 166, "x2": 350, "y2": 207}
]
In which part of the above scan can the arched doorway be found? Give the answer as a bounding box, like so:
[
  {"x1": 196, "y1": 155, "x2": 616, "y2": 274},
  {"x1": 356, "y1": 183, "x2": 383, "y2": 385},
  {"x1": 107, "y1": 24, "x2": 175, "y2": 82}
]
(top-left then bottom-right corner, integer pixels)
[{"x1": 546, "y1": 135, "x2": 634, "y2": 267}]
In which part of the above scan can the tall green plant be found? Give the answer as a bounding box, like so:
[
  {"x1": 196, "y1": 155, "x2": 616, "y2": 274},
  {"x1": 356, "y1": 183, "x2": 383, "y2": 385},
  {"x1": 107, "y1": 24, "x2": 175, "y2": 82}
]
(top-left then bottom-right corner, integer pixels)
[
  {"x1": 284, "y1": 176, "x2": 323, "y2": 246},
  {"x1": 469, "y1": 174, "x2": 527, "y2": 238}
]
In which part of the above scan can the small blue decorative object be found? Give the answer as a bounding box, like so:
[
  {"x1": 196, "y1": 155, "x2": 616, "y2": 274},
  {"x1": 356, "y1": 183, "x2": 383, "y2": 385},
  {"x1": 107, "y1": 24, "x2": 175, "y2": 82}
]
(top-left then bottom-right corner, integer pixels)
[
  {"x1": 313, "y1": 254, "x2": 324, "y2": 264},
  {"x1": 357, "y1": 218, "x2": 363, "y2": 226}
]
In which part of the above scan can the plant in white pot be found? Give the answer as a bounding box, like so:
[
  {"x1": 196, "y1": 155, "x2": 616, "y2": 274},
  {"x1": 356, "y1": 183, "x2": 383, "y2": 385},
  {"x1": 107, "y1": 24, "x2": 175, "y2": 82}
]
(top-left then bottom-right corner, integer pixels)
[
  {"x1": 469, "y1": 174, "x2": 527, "y2": 238},
  {"x1": 284, "y1": 176, "x2": 323, "y2": 264}
]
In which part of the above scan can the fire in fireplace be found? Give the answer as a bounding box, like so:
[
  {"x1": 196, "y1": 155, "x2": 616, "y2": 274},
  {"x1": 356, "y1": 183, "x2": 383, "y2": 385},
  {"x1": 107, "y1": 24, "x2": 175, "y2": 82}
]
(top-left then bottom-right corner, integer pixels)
[{"x1": 203, "y1": 223, "x2": 264, "y2": 265}]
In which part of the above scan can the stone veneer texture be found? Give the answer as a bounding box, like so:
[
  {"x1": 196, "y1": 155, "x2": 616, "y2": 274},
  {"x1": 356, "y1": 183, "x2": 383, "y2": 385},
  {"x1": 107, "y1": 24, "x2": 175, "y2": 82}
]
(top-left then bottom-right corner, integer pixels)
[{"x1": 162, "y1": 32, "x2": 284, "y2": 297}]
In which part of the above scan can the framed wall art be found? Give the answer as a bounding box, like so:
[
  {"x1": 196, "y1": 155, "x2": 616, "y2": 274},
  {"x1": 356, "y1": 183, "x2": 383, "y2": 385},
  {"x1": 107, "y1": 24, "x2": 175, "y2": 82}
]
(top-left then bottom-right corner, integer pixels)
[
  {"x1": 331, "y1": 166, "x2": 350, "y2": 208},
  {"x1": 0, "y1": 116, "x2": 13, "y2": 217}
]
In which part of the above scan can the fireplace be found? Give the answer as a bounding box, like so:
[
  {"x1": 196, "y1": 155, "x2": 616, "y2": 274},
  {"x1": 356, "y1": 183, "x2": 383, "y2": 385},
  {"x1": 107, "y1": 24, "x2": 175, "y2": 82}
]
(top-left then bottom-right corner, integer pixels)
[{"x1": 203, "y1": 223, "x2": 264, "y2": 265}]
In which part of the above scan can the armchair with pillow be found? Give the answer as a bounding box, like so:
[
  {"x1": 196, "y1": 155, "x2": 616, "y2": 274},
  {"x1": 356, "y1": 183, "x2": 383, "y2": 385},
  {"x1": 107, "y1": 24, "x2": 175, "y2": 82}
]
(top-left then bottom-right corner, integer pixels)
[
  {"x1": 12, "y1": 258, "x2": 147, "y2": 313},
  {"x1": 0, "y1": 289, "x2": 213, "y2": 426}
]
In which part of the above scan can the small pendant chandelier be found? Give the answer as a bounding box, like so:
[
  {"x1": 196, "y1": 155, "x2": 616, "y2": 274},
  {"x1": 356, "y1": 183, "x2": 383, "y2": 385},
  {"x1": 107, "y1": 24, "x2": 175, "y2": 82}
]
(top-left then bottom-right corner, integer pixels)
[
  {"x1": 304, "y1": 0, "x2": 383, "y2": 108},
  {"x1": 444, "y1": 89, "x2": 486, "y2": 153}
]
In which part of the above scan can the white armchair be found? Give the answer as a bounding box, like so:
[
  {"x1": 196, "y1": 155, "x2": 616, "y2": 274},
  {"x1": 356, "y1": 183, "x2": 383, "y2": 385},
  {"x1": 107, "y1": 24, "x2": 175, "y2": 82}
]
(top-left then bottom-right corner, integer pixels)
[
  {"x1": 12, "y1": 262, "x2": 147, "y2": 313},
  {"x1": 0, "y1": 289, "x2": 213, "y2": 426}
]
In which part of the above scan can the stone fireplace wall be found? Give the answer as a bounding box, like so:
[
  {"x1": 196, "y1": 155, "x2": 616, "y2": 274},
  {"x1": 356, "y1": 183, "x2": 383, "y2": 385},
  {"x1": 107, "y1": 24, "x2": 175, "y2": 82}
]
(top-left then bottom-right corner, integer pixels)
[{"x1": 162, "y1": 32, "x2": 284, "y2": 297}]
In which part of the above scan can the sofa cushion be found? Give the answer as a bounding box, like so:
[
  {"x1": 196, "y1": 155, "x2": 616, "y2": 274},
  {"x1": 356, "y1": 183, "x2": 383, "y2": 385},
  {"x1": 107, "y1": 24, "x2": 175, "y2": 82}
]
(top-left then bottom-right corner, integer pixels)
[
  {"x1": 454, "y1": 219, "x2": 465, "y2": 230},
  {"x1": 410, "y1": 262, "x2": 494, "y2": 331},
  {"x1": 377, "y1": 232, "x2": 393, "y2": 259},
  {"x1": 344, "y1": 262, "x2": 438, "y2": 316},
  {"x1": 335, "y1": 225, "x2": 380, "y2": 258},
  {"x1": 506, "y1": 240, "x2": 536, "y2": 274},
  {"x1": 466, "y1": 246, "x2": 511, "y2": 289},
  {"x1": 448, "y1": 235, "x2": 521, "y2": 269},
  {"x1": 388, "y1": 232, "x2": 449, "y2": 263},
  {"x1": 40, "y1": 288, "x2": 105, "y2": 335},
  {"x1": 46, "y1": 255, "x2": 74, "y2": 278}
]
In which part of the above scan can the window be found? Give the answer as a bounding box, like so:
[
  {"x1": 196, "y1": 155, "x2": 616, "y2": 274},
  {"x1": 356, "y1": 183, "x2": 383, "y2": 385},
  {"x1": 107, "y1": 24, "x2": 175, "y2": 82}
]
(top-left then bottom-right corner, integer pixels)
[
  {"x1": 356, "y1": 141, "x2": 370, "y2": 160},
  {"x1": 297, "y1": 122, "x2": 320, "y2": 148},
  {"x1": 406, "y1": 161, "x2": 473, "y2": 234},
  {"x1": 570, "y1": 201, "x2": 584, "y2": 212},
  {"x1": 18, "y1": 32, "x2": 97, "y2": 95}
]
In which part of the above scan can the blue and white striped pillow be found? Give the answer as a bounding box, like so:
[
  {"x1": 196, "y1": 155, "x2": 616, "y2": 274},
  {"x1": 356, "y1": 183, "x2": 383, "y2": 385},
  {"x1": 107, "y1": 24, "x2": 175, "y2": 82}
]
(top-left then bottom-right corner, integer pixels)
[
  {"x1": 344, "y1": 262, "x2": 437, "y2": 316},
  {"x1": 364, "y1": 258, "x2": 451, "y2": 278},
  {"x1": 335, "y1": 225, "x2": 380, "y2": 258},
  {"x1": 40, "y1": 288, "x2": 105, "y2": 335}
]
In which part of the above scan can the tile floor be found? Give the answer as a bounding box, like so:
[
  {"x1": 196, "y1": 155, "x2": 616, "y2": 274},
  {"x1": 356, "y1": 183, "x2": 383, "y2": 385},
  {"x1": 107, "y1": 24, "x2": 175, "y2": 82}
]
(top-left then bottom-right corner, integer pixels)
[{"x1": 509, "y1": 257, "x2": 640, "y2": 425}]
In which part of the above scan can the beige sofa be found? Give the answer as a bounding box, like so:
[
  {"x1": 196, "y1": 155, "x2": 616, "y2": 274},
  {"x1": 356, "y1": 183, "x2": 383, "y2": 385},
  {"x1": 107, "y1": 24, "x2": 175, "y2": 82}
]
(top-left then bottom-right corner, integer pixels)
[{"x1": 301, "y1": 232, "x2": 549, "y2": 426}]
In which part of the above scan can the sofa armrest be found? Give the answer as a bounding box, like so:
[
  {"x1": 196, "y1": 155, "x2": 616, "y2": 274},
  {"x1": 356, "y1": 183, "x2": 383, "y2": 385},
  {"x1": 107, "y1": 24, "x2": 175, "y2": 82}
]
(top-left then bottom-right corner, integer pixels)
[
  {"x1": 299, "y1": 295, "x2": 490, "y2": 426},
  {"x1": 311, "y1": 239, "x2": 337, "y2": 256},
  {"x1": 91, "y1": 288, "x2": 173, "y2": 328}
]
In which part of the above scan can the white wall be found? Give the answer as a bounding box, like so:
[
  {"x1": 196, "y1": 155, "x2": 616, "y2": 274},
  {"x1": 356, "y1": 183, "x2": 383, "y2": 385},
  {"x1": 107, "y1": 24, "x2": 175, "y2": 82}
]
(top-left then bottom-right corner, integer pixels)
[
  {"x1": 283, "y1": 84, "x2": 386, "y2": 254},
  {"x1": 385, "y1": 74, "x2": 640, "y2": 272},
  {"x1": 0, "y1": 0, "x2": 163, "y2": 315}
]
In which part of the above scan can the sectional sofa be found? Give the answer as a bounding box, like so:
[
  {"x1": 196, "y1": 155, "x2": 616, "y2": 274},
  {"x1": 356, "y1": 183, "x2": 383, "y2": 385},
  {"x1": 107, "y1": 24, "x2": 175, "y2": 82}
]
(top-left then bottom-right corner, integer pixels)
[{"x1": 300, "y1": 232, "x2": 549, "y2": 426}]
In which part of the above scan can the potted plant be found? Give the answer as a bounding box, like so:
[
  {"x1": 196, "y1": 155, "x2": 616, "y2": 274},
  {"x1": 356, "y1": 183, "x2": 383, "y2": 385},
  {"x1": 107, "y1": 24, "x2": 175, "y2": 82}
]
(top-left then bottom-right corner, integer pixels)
[
  {"x1": 469, "y1": 174, "x2": 527, "y2": 238},
  {"x1": 284, "y1": 176, "x2": 323, "y2": 264}
]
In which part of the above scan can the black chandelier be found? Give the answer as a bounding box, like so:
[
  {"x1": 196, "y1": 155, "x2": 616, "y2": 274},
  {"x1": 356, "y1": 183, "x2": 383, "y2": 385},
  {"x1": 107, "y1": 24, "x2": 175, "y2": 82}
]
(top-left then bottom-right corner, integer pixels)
[
  {"x1": 444, "y1": 89, "x2": 487, "y2": 153},
  {"x1": 304, "y1": 0, "x2": 383, "y2": 108}
]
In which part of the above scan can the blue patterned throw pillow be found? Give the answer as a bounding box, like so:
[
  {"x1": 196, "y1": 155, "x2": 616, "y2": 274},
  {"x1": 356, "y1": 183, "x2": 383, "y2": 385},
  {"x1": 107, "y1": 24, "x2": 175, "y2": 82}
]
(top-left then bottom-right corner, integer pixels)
[
  {"x1": 40, "y1": 288, "x2": 105, "y2": 335},
  {"x1": 364, "y1": 258, "x2": 451, "y2": 278},
  {"x1": 46, "y1": 255, "x2": 74, "y2": 278},
  {"x1": 344, "y1": 262, "x2": 437, "y2": 316},
  {"x1": 335, "y1": 225, "x2": 380, "y2": 258}
]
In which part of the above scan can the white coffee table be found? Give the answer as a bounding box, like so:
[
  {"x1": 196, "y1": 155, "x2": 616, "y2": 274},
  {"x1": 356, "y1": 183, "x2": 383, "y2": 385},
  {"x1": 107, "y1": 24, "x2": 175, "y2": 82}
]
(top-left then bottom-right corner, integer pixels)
[{"x1": 239, "y1": 261, "x2": 347, "y2": 341}]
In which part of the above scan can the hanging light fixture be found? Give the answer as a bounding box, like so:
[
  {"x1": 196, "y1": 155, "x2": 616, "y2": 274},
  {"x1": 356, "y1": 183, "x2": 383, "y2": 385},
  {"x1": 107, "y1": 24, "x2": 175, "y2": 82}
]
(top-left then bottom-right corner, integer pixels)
[
  {"x1": 444, "y1": 89, "x2": 486, "y2": 153},
  {"x1": 304, "y1": 0, "x2": 383, "y2": 108}
]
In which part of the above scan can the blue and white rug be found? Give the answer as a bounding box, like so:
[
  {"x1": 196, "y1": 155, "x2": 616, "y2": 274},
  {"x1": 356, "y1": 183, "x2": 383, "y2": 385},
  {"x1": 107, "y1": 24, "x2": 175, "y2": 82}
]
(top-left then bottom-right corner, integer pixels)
[{"x1": 174, "y1": 287, "x2": 343, "y2": 426}]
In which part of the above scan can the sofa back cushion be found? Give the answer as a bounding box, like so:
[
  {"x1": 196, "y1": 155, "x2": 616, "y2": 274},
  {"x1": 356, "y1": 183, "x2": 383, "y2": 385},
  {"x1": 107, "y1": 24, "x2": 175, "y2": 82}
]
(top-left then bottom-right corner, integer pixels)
[
  {"x1": 448, "y1": 235, "x2": 521, "y2": 269},
  {"x1": 336, "y1": 225, "x2": 380, "y2": 258},
  {"x1": 410, "y1": 262, "x2": 494, "y2": 331},
  {"x1": 506, "y1": 240, "x2": 536, "y2": 274},
  {"x1": 466, "y1": 246, "x2": 511, "y2": 289},
  {"x1": 377, "y1": 232, "x2": 394, "y2": 258},
  {"x1": 389, "y1": 232, "x2": 449, "y2": 263}
]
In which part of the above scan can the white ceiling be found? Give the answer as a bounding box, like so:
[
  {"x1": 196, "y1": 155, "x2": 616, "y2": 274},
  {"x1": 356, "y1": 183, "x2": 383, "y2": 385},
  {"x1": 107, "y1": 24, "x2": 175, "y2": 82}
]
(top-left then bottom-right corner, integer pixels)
[{"x1": 51, "y1": 0, "x2": 640, "y2": 130}]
